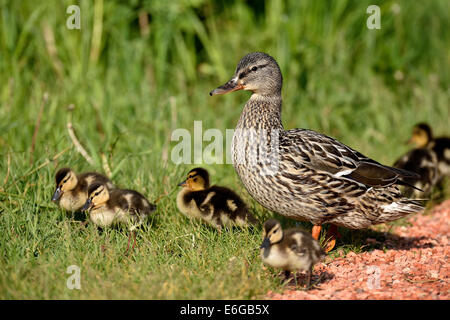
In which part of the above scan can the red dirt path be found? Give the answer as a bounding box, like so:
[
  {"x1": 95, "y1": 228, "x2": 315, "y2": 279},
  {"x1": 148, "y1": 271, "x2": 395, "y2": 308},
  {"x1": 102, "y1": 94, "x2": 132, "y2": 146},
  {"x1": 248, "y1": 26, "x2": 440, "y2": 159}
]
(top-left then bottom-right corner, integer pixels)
[{"x1": 267, "y1": 200, "x2": 450, "y2": 300}]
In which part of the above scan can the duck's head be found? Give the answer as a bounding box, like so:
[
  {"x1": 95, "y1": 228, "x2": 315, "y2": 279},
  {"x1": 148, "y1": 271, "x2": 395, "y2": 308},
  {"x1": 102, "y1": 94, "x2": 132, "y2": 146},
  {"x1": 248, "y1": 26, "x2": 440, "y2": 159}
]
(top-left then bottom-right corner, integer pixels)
[
  {"x1": 52, "y1": 168, "x2": 78, "y2": 202},
  {"x1": 209, "y1": 52, "x2": 282, "y2": 97},
  {"x1": 260, "y1": 219, "x2": 283, "y2": 249},
  {"x1": 178, "y1": 167, "x2": 210, "y2": 191},
  {"x1": 408, "y1": 123, "x2": 432, "y2": 148},
  {"x1": 82, "y1": 183, "x2": 110, "y2": 211}
]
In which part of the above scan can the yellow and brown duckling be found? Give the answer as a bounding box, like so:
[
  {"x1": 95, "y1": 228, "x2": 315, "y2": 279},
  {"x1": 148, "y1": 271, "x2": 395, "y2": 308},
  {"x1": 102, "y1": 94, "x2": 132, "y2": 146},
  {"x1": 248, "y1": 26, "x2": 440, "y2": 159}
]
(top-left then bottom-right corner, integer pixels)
[
  {"x1": 260, "y1": 219, "x2": 325, "y2": 287},
  {"x1": 52, "y1": 167, "x2": 115, "y2": 212},
  {"x1": 393, "y1": 148, "x2": 439, "y2": 198},
  {"x1": 407, "y1": 123, "x2": 450, "y2": 180},
  {"x1": 210, "y1": 52, "x2": 423, "y2": 252},
  {"x1": 176, "y1": 168, "x2": 258, "y2": 230},
  {"x1": 81, "y1": 183, "x2": 156, "y2": 253}
]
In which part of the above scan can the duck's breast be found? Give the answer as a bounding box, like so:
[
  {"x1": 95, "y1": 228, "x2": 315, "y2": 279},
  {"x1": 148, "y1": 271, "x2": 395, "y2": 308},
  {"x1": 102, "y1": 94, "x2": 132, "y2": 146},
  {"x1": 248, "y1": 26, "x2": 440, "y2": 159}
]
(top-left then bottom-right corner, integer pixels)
[
  {"x1": 261, "y1": 246, "x2": 288, "y2": 269},
  {"x1": 176, "y1": 189, "x2": 209, "y2": 220},
  {"x1": 89, "y1": 206, "x2": 119, "y2": 227},
  {"x1": 59, "y1": 191, "x2": 87, "y2": 211}
]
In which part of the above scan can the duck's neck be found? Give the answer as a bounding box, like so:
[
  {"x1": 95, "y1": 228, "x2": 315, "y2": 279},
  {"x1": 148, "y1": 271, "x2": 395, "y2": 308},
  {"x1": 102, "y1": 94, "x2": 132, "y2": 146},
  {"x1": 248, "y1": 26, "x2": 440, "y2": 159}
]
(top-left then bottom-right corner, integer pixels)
[{"x1": 236, "y1": 93, "x2": 284, "y2": 130}]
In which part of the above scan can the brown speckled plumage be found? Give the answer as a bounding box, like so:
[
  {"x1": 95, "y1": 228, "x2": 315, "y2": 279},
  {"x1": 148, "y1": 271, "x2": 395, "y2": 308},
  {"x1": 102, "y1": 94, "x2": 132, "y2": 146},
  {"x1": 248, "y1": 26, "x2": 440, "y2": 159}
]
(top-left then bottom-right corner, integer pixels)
[
  {"x1": 407, "y1": 123, "x2": 450, "y2": 181},
  {"x1": 52, "y1": 167, "x2": 114, "y2": 212},
  {"x1": 83, "y1": 183, "x2": 156, "y2": 254},
  {"x1": 176, "y1": 168, "x2": 258, "y2": 229},
  {"x1": 85, "y1": 183, "x2": 156, "y2": 229},
  {"x1": 394, "y1": 148, "x2": 439, "y2": 197},
  {"x1": 260, "y1": 219, "x2": 325, "y2": 286},
  {"x1": 211, "y1": 52, "x2": 424, "y2": 230}
]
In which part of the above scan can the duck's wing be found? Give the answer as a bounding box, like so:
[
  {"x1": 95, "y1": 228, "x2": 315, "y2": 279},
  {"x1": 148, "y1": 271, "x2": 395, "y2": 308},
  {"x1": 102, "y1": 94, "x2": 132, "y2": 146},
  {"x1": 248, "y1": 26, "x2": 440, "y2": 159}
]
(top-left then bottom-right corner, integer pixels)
[
  {"x1": 112, "y1": 191, "x2": 134, "y2": 212},
  {"x1": 77, "y1": 172, "x2": 115, "y2": 192},
  {"x1": 208, "y1": 186, "x2": 258, "y2": 224},
  {"x1": 433, "y1": 137, "x2": 450, "y2": 157},
  {"x1": 187, "y1": 190, "x2": 214, "y2": 214},
  {"x1": 283, "y1": 129, "x2": 420, "y2": 188},
  {"x1": 284, "y1": 230, "x2": 310, "y2": 256},
  {"x1": 285, "y1": 229, "x2": 325, "y2": 258}
]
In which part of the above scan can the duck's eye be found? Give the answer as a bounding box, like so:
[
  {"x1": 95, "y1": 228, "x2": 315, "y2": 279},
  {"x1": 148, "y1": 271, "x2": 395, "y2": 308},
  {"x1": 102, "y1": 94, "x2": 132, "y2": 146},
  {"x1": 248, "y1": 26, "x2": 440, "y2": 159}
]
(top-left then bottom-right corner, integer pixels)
[
  {"x1": 193, "y1": 178, "x2": 197, "y2": 182},
  {"x1": 251, "y1": 66, "x2": 258, "y2": 72}
]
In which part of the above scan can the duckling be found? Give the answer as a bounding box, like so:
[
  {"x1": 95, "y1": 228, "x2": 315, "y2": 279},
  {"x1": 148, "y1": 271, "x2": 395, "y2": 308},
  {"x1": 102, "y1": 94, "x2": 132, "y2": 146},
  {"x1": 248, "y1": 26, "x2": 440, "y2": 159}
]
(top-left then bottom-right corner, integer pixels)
[
  {"x1": 260, "y1": 219, "x2": 325, "y2": 287},
  {"x1": 81, "y1": 183, "x2": 156, "y2": 253},
  {"x1": 210, "y1": 52, "x2": 423, "y2": 252},
  {"x1": 52, "y1": 167, "x2": 115, "y2": 212},
  {"x1": 393, "y1": 148, "x2": 439, "y2": 198},
  {"x1": 407, "y1": 122, "x2": 450, "y2": 180},
  {"x1": 176, "y1": 168, "x2": 258, "y2": 230}
]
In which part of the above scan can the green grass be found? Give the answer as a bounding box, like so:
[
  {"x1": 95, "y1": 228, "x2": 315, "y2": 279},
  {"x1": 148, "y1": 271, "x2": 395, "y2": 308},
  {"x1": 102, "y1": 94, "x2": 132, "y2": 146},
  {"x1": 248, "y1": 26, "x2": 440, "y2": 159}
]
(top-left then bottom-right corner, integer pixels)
[{"x1": 0, "y1": 0, "x2": 449, "y2": 299}]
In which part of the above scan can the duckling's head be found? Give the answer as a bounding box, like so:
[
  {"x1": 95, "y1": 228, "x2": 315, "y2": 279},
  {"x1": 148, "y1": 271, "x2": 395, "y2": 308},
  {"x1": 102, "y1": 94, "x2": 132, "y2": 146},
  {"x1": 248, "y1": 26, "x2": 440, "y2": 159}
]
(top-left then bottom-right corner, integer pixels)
[
  {"x1": 260, "y1": 219, "x2": 284, "y2": 249},
  {"x1": 178, "y1": 168, "x2": 210, "y2": 191},
  {"x1": 52, "y1": 168, "x2": 78, "y2": 202},
  {"x1": 210, "y1": 52, "x2": 282, "y2": 97},
  {"x1": 81, "y1": 183, "x2": 110, "y2": 211},
  {"x1": 408, "y1": 123, "x2": 432, "y2": 148}
]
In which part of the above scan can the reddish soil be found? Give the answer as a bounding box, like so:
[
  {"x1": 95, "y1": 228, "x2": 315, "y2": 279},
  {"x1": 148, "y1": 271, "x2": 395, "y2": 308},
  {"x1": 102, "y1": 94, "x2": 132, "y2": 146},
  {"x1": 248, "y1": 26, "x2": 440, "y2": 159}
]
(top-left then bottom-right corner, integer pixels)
[{"x1": 267, "y1": 200, "x2": 450, "y2": 300}]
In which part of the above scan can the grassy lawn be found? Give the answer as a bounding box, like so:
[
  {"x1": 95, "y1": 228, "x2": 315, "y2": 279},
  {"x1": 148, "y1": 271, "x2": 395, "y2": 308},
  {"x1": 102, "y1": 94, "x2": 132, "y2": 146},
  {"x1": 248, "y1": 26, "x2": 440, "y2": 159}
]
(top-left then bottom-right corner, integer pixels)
[{"x1": 0, "y1": 0, "x2": 449, "y2": 299}]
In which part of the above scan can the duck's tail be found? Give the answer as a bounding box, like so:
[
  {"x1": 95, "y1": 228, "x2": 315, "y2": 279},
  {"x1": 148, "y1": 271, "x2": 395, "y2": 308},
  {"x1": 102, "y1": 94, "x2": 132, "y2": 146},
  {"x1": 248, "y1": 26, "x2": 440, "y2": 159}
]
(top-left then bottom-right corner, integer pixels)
[{"x1": 378, "y1": 199, "x2": 424, "y2": 222}]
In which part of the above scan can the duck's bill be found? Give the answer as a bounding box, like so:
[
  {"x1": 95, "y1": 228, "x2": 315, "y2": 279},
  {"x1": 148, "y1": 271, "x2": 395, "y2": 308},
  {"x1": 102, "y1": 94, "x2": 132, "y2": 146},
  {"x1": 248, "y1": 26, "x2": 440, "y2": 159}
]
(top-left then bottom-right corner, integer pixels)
[
  {"x1": 260, "y1": 238, "x2": 270, "y2": 249},
  {"x1": 406, "y1": 137, "x2": 419, "y2": 146},
  {"x1": 81, "y1": 198, "x2": 92, "y2": 211},
  {"x1": 209, "y1": 79, "x2": 244, "y2": 96},
  {"x1": 51, "y1": 187, "x2": 62, "y2": 202},
  {"x1": 178, "y1": 180, "x2": 187, "y2": 187}
]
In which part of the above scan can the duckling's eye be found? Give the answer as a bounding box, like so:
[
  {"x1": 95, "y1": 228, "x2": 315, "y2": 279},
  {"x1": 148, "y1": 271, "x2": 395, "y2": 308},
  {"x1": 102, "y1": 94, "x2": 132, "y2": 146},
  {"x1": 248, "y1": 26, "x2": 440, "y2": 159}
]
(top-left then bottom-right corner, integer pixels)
[
  {"x1": 193, "y1": 178, "x2": 197, "y2": 182},
  {"x1": 251, "y1": 66, "x2": 258, "y2": 72}
]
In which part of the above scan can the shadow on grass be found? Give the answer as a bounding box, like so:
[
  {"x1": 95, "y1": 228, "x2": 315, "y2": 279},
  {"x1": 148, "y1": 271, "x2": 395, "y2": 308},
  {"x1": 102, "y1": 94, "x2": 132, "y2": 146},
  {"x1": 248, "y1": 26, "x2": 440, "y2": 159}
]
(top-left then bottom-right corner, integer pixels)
[{"x1": 72, "y1": 210, "x2": 87, "y2": 222}]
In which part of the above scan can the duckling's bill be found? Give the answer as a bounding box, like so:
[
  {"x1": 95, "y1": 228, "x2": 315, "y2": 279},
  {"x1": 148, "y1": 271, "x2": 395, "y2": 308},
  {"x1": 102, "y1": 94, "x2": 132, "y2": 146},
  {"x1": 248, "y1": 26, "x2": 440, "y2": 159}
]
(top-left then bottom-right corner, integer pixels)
[
  {"x1": 52, "y1": 187, "x2": 62, "y2": 202},
  {"x1": 260, "y1": 237, "x2": 270, "y2": 249},
  {"x1": 81, "y1": 198, "x2": 93, "y2": 211}
]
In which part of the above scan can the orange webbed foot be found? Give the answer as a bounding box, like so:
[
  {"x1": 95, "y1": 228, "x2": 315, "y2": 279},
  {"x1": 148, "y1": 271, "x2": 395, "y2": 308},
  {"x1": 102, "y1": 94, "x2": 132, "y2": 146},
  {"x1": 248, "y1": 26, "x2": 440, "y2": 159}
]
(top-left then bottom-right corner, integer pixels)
[
  {"x1": 312, "y1": 225, "x2": 322, "y2": 240},
  {"x1": 323, "y1": 224, "x2": 340, "y2": 252}
]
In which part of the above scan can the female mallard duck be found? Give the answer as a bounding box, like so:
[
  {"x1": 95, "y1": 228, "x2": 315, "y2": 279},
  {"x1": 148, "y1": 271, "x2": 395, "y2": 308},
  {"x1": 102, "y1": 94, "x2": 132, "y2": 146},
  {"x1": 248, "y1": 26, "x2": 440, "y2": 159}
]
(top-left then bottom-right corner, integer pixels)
[
  {"x1": 81, "y1": 183, "x2": 156, "y2": 253},
  {"x1": 407, "y1": 122, "x2": 450, "y2": 180},
  {"x1": 176, "y1": 167, "x2": 258, "y2": 229},
  {"x1": 260, "y1": 219, "x2": 325, "y2": 287},
  {"x1": 52, "y1": 167, "x2": 115, "y2": 212},
  {"x1": 393, "y1": 148, "x2": 439, "y2": 198},
  {"x1": 210, "y1": 52, "x2": 423, "y2": 251}
]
